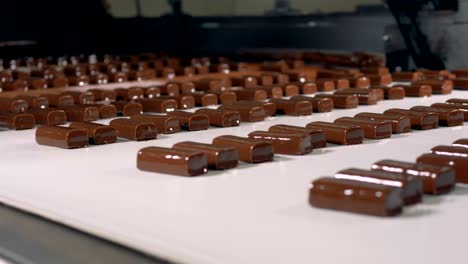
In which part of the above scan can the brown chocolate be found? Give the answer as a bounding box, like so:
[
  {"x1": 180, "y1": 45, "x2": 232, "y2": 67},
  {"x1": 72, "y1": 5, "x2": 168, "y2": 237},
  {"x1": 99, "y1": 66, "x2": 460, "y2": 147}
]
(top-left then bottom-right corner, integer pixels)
[
  {"x1": 68, "y1": 75, "x2": 90, "y2": 87},
  {"x1": 193, "y1": 78, "x2": 223, "y2": 92},
  {"x1": 372, "y1": 160, "x2": 455, "y2": 194},
  {"x1": 108, "y1": 72, "x2": 128, "y2": 83},
  {"x1": 334, "y1": 88, "x2": 379, "y2": 105},
  {"x1": 167, "y1": 81, "x2": 195, "y2": 94},
  {"x1": 167, "y1": 111, "x2": 209, "y2": 131},
  {"x1": 290, "y1": 96, "x2": 334, "y2": 113},
  {"x1": 194, "y1": 108, "x2": 240, "y2": 127},
  {"x1": 0, "y1": 98, "x2": 29, "y2": 113},
  {"x1": 185, "y1": 92, "x2": 218, "y2": 107},
  {"x1": 349, "y1": 76, "x2": 370, "y2": 88},
  {"x1": 268, "y1": 124, "x2": 326, "y2": 149},
  {"x1": 446, "y1": 98, "x2": 468, "y2": 105},
  {"x1": 230, "y1": 76, "x2": 258, "y2": 88},
  {"x1": 137, "y1": 147, "x2": 208, "y2": 176},
  {"x1": 230, "y1": 88, "x2": 267, "y2": 102},
  {"x1": 316, "y1": 79, "x2": 336, "y2": 92},
  {"x1": 336, "y1": 168, "x2": 423, "y2": 205},
  {"x1": 452, "y1": 78, "x2": 468, "y2": 90},
  {"x1": 28, "y1": 78, "x2": 48, "y2": 90},
  {"x1": 295, "y1": 82, "x2": 317, "y2": 94},
  {"x1": 371, "y1": 86, "x2": 405, "y2": 100},
  {"x1": 109, "y1": 118, "x2": 157, "y2": 141},
  {"x1": 309, "y1": 177, "x2": 403, "y2": 216},
  {"x1": 135, "y1": 98, "x2": 178, "y2": 113},
  {"x1": 41, "y1": 94, "x2": 74, "y2": 108},
  {"x1": 0, "y1": 113, "x2": 35, "y2": 130},
  {"x1": 173, "y1": 141, "x2": 238, "y2": 170},
  {"x1": 218, "y1": 104, "x2": 265, "y2": 122},
  {"x1": 115, "y1": 87, "x2": 144, "y2": 101},
  {"x1": 248, "y1": 131, "x2": 312, "y2": 155},
  {"x1": 410, "y1": 106, "x2": 463, "y2": 126},
  {"x1": 2, "y1": 80, "x2": 28, "y2": 92},
  {"x1": 383, "y1": 109, "x2": 439, "y2": 130},
  {"x1": 398, "y1": 85, "x2": 432, "y2": 97},
  {"x1": 61, "y1": 91, "x2": 95, "y2": 105},
  {"x1": 314, "y1": 94, "x2": 358, "y2": 109},
  {"x1": 35, "y1": 125, "x2": 88, "y2": 149},
  {"x1": 142, "y1": 86, "x2": 162, "y2": 98},
  {"x1": 367, "y1": 74, "x2": 392, "y2": 85},
  {"x1": 413, "y1": 80, "x2": 453, "y2": 94},
  {"x1": 254, "y1": 85, "x2": 283, "y2": 98},
  {"x1": 334, "y1": 117, "x2": 392, "y2": 139},
  {"x1": 159, "y1": 83, "x2": 180, "y2": 96},
  {"x1": 212, "y1": 135, "x2": 273, "y2": 163},
  {"x1": 27, "y1": 109, "x2": 67, "y2": 125},
  {"x1": 14, "y1": 95, "x2": 48, "y2": 110},
  {"x1": 283, "y1": 70, "x2": 316, "y2": 83},
  {"x1": 89, "y1": 74, "x2": 109, "y2": 85},
  {"x1": 87, "y1": 89, "x2": 116, "y2": 101},
  {"x1": 130, "y1": 114, "x2": 181, "y2": 134},
  {"x1": 48, "y1": 76, "x2": 69, "y2": 88},
  {"x1": 354, "y1": 112, "x2": 412, "y2": 134},
  {"x1": 112, "y1": 101, "x2": 143, "y2": 116},
  {"x1": 417, "y1": 153, "x2": 468, "y2": 183},
  {"x1": 234, "y1": 101, "x2": 276, "y2": 117},
  {"x1": 270, "y1": 98, "x2": 312, "y2": 116},
  {"x1": 212, "y1": 91, "x2": 237, "y2": 105},
  {"x1": 159, "y1": 95, "x2": 195, "y2": 109},
  {"x1": 305, "y1": 121, "x2": 363, "y2": 145},
  {"x1": 392, "y1": 71, "x2": 424, "y2": 82},
  {"x1": 453, "y1": 138, "x2": 468, "y2": 148},
  {"x1": 431, "y1": 103, "x2": 468, "y2": 121},
  {"x1": 69, "y1": 121, "x2": 117, "y2": 145}
]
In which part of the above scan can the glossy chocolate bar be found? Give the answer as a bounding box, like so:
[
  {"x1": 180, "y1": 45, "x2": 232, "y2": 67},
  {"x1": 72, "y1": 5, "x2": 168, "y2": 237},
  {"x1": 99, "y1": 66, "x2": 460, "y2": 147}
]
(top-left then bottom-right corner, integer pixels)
[
  {"x1": 309, "y1": 177, "x2": 403, "y2": 216},
  {"x1": 452, "y1": 78, "x2": 468, "y2": 90},
  {"x1": 212, "y1": 135, "x2": 273, "y2": 163},
  {"x1": 230, "y1": 88, "x2": 267, "y2": 102},
  {"x1": 392, "y1": 71, "x2": 424, "y2": 82},
  {"x1": 397, "y1": 85, "x2": 432, "y2": 97},
  {"x1": 315, "y1": 79, "x2": 336, "y2": 91},
  {"x1": 314, "y1": 94, "x2": 358, "y2": 109},
  {"x1": 0, "y1": 98, "x2": 29, "y2": 113},
  {"x1": 69, "y1": 121, "x2": 117, "y2": 145},
  {"x1": 253, "y1": 85, "x2": 283, "y2": 98},
  {"x1": 159, "y1": 95, "x2": 195, "y2": 109},
  {"x1": 173, "y1": 141, "x2": 238, "y2": 170},
  {"x1": 41, "y1": 94, "x2": 74, "y2": 107},
  {"x1": 115, "y1": 87, "x2": 144, "y2": 100},
  {"x1": 60, "y1": 91, "x2": 95, "y2": 105},
  {"x1": 193, "y1": 78, "x2": 224, "y2": 92},
  {"x1": 417, "y1": 153, "x2": 468, "y2": 183},
  {"x1": 336, "y1": 168, "x2": 423, "y2": 204},
  {"x1": 233, "y1": 101, "x2": 276, "y2": 117},
  {"x1": 410, "y1": 106, "x2": 463, "y2": 126},
  {"x1": 269, "y1": 98, "x2": 312, "y2": 116},
  {"x1": 290, "y1": 96, "x2": 334, "y2": 113},
  {"x1": 453, "y1": 138, "x2": 468, "y2": 148},
  {"x1": 230, "y1": 76, "x2": 258, "y2": 88},
  {"x1": 135, "y1": 98, "x2": 178, "y2": 113},
  {"x1": 167, "y1": 111, "x2": 209, "y2": 131},
  {"x1": 212, "y1": 91, "x2": 237, "y2": 105},
  {"x1": 109, "y1": 118, "x2": 157, "y2": 141},
  {"x1": 268, "y1": 124, "x2": 326, "y2": 149},
  {"x1": 59, "y1": 105, "x2": 99, "y2": 122},
  {"x1": 306, "y1": 121, "x2": 363, "y2": 145},
  {"x1": 87, "y1": 89, "x2": 116, "y2": 101},
  {"x1": 130, "y1": 114, "x2": 181, "y2": 134},
  {"x1": 186, "y1": 92, "x2": 218, "y2": 107},
  {"x1": 431, "y1": 103, "x2": 468, "y2": 121},
  {"x1": 142, "y1": 86, "x2": 162, "y2": 98},
  {"x1": 248, "y1": 131, "x2": 312, "y2": 155},
  {"x1": 370, "y1": 86, "x2": 405, "y2": 100},
  {"x1": 85, "y1": 104, "x2": 117, "y2": 119},
  {"x1": 14, "y1": 95, "x2": 48, "y2": 109},
  {"x1": 372, "y1": 160, "x2": 455, "y2": 194},
  {"x1": 281, "y1": 84, "x2": 300, "y2": 97},
  {"x1": 27, "y1": 109, "x2": 67, "y2": 125},
  {"x1": 194, "y1": 108, "x2": 240, "y2": 127},
  {"x1": 35, "y1": 125, "x2": 88, "y2": 149},
  {"x1": 137, "y1": 147, "x2": 208, "y2": 176},
  {"x1": 367, "y1": 73, "x2": 392, "y2": 86},
  {"x1": 218, "y1": 104, "x2": 265, "y2": 122},
  {"x1": 334, "y1": 89, "x2": 379, "y2": 105},
  {"x1": 383, "y1": 109, "x2": 439, "y2": 129},
  {"x1": 334, "y1": 117, "x2": 392, "y2": 139},
  {"x1": 354, "y1": 112, "x2": 412, "y2": 134},
  {"x1": 294, "y1": 82, "x2": 317, "y2": 94},
  {"x1": 0, "y1": 113, "x2": 35, "y2": 130},
  {"x1": 413, "y1": 79, "x2": 453, "y2": 94}
]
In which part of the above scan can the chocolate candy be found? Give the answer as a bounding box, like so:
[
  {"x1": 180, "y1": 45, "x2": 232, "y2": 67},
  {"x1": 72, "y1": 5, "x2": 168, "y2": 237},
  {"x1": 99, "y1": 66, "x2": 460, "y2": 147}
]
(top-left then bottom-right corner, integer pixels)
[
  {"x1": 230, "y1": 88, "x2": 267, "y2": 102},
  {"x1": 159, "y1": 95, "x2": 195, "y2": 109},
  {"x1": 309, "y1": 177, "x2": 403, "y2": 216},
  {"x1": 115, "y1": 87, "x2": 144, "y2": 101},
  {"x1": 417, "y1": 153, "x2": 468, "y2": 183},
  {"x1": 398, "y1": 84, "x2": 432, "y2": 97},
  {"x1": 270, "y1": 98, "x2": 312, "y2": 116},
  {"x1": 334, "y1": 117, "x2": 392, "y2": 139},
  {"x1": 186, "y1": 92, "x2": 218, "y2": 106},
  {"x1": 349, "y1": 76, "x2": 370, "y2": 88},
  {"x1": 212, "y1": 135, "x2": 273, "y2": 163},
  {"x1": 255, "y1": 85, "x2": 283, "y2": 98},
  {"x1": 0, "y1": 113, "x2": 35, "y2": 130},
  {"x1": 453, "y1": 138, "x2": 468, "y2": 148},
  {"x1": 36, "y1": 125, "x2": 88, "y2": 149},
  {"x1": 87, "y1": 89, "x2": 116, "y2": 101},
  {"x1": 159, "y1": 83, "x2": 180, "y2": 96},
  {"x1": 295, "y1": 82, "x2": 317, "y2": 94},
  {"x1": 452, "y1": 78, "x2": 468, "y2": 90},
  {"x1": 306, "y1": 121, "x2": 363, "y2": 145},
  {"x1": 0, "y1": 98, "x2": 28, "y2": 113},
  {"x1": 367, "y1": 73, "x2": 392, "y2": 85},
  {"x1": 135, "y1": 98, "x2": 178, "y2": 113},
  {"x1": 392, "y1": 71, "x2": 424, "y2": 82},
  {"x1": 410, "y1": 106, "x2": 463, "y2": 126},
  {"x1": 27, "y1": 109, "x2": 67, "y2": 125},
  {"x1": 143, "y1": 86, "x2": 162, "y2": 98},
  {"x1": 109, "y1": 118, "x2": 157, "y2": 141},
  {"x1": 61, "y1": 91, "x2": 95, "y2": 105},
  {"x1": 316, "y1": 79, "x2": 335, "y2": 91},
  {"x1": 193, "y1": 78, "x2": 224, "y2": 92},
  {"x1": 230, "y1": 76, "x2": 258, "y2": 88},
  {"x1": 372, "y1": 160, "x2": 455, "y2": 194},
  {"x1": 248, "y1": 131, "x2": 312, "y2": 155},
  {"x1": 14, "y1": 95, "x2": 48, "y2": 109},
  {"x1": 137, "y1": 147, "x2": 208, "y2": 176},
  {"x1": 167, "y1": 111, "x2": 210, "y2": 131},
  {"x1": 290, "y1": 96, "x2": 334, "y2": 113},
  {"x1": 194, "y1": 108, "x2": 240, "y2": 127},
  {"x1": 218, "y1": 104, "x2": 265, "y2": 122},
  {"x1": 354, "y1": 112, "x2": 412, "y2": 134},
  {"x1": 446, "y1": 98, "x2": 468, "y2": 105},
  {"x1": 383, "y1": 109, "x2": 439, "y2": 130},
  {"x1": 431, "y1": 103, "x2": 468, "y2": 121},
  {"x1": 314, "y1": 94, "x2": 358, "y2": 109},
  {"x1": 167, "y1": 81, "x2": 195, "y2": 94},
  {"x1": 283, "y1": 70, "x2": 316, "y2": 83},
  {"x1": 281, "y1": 84, "x2": 300, "y2": 97},
  {"x1": 69, "y1": 121, "x2": 117, "y2": 145},
  {"x1": 112, "y1": 101, "x2": 143, "y2": 116},
  {"x1": 234, "y1": 101, "x2": 276, "y2": 117},
  {"x1": 85, "y1": 104, "x2": 117, "y2": 119},
  {"x1": 268, "y1": 124, "x2": 326, "y2": 149},
  {"x1": 212, "y1": 91, "x2": 237, "y2": 105},
  {"x1": 336, "y1": 168, "x2": 423, "y2": 204},
  {"x1": 41, "y1": 94, "x2": 74, "y2": 108},
  {"x1": 334, "y1": 89, "x2": 379, "y2": 105},
  {"x1": 28, "y1": 78, "x2": 48, "y2": 90},
  {"x1": 130, "y1": 114, "x2": 181, "y2": 134},
  {"x1": 413, "y1": 79, "x2": 453, "y2": 94},
  {"x1": 370, "y1": 86, "x2": 405, "y2": 100},
  {"x1": 59, "y1": 105, "x2": 99, "y2": 122},
  {"x1": 173, "y1": 141, "x2": 238, "y2": 170}
]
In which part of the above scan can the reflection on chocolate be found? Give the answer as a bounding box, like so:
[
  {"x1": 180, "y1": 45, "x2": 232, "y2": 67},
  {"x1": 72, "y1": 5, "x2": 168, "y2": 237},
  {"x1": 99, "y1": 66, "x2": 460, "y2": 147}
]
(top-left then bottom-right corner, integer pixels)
[
  {"x1": 137, "y1": 147, "x2": 208, "y2": 176},
  {"x1": 371, "y1": 86, "x2": 405, "y2": 100},
  {"x1": 268, "y1": 124, "x2": 326, "y2": 149},
  {"x1": 314, "y1": 94, "x2": 358, "y2": 109},
  {"x1": 14, "y1": 95, "x2": 48, "y2": 109},
  {"x1": 248, "y1": 130, "x2": 312, "y2": 155},
  {"x1": 167, "y1": 111, "x2": 210, "y2": 131},
  {"x1": 453, "y1": 138, "x2": 468, "y2": 148},
  {"x1": 281, "y1": 84, "x2": 300, "y2": 97},
  {"x1": 112, "y1": 101, "x2": 143, "y2": 116},
  {"x1": 431, "y1": 103, "x2": 468, "y2": 121},
  {"x1": 59, "y1": 105, "x2": 99, "y2": 121},
  {"x1": 413, "y1": 79, "x2": 453, "y2": 94},
  {"x1": 130, "y1": 114, "x2": 181, "y2": 134},
  {"x1": 28, "y1": 78, "x2": 48, "y2": 89},
  {"x1": 254, "y1": 85, "x2": 283, "y2": 98},
  {"x1": 173, "y1": 141, "x2": 238, "y2": 170},
  {"x1": 61, "y1": 91, "x2": 95, "y2": 105},
  {"x1": 234, "y1": 101, "x2": 276, "y2": 117},
  {"x1": 270, "y1": 98, "x2": 312, "y2": 116},
  {"x1": 41, "y1": 94, "x2": 74, "y2": 108},
  {"x1": 383, "y1": 108, "x2": 439, "y2": 130},
  {"x1": 168, "y1": 81, "x2": 195, "y2": 94},
  {"x1": 334, "y1": 88, "x2": 380, "y2": 105},
  {"x1": 193, "y1": 78, "x2": 223, "y2": 92},
  {"x1": 194, "y1": 108, "x2": 240, "y2": 127},
  {"x1": 88, "y1": 89, "x2": 116, "y2": 101},
  {"x1": 0, "y1": 113, "x2": 35, "y2": 130},
  {"x1": 143, "y1": 86, "x2": 161, "y2": 98},
  {"x1": 316, "y1": 79, "x2": 335, "y2": 91},
  {"x1": 0, "y1": 98, "x2": 29, "y2": 113},
  {"x1": 410, "y1": 106, "x2": 463, "y2": 126},
  {"x1": 398, "y1": 84, "x2": 432, "y2": 97},
  {"x1": 354, "y1": 112, "x2": 412, "y2": 134},
  {"x1": 306, "y1": 121, "x2": 363, "y2": 145},
  {"x1": 185, "y1": 92, "x2": 218, "y2": 106},
  {"x1": 109, "y1": 118, "x2": 157, "y2": 141},
  {"x1": 290, "y1": 95, "x2": 334, "y2": 113},
  {"x1": 334, "y1": 117, "x2": 392, "y2": 139},
  {"x1": 417, "y1": 153, "x2": 468, "y2": 183},
  {"x1": 367, "y1": 74, "x2": 392, "y2": 86},
  {"x1": 115, "y1": 87, "x2": 144, "y2": 101},
  {"x1": 212, "y1": 135, "x2": 273, "y2": 163},
  {"x1": 135, "y1": 98, "x2": 178, "y2": 113},
  {"x1": 28, "y1": 109, "x2": 66, "y2": 125},
  {"x1": 392, "y1": 71, "x2": 424, "y2": 82},
  {"x1": 309, "y1": 177, "x2": 403, "y2": 216},
  {"x1": 294, "y1": 82, "x2": 317, "y2": 94},
  {"x1": 230, "y1": 88, "x2": 267, "y2": 102},
  {"x1": 218, "y1": 104, "x2": 265, "y2": 122},
  {"x1": 159, "y1": 83, "x2": 180, "y2": 96},
  {"x1": 230, "y1": 76, "x2": 258, "y2": 88},
  {"x1": 159, "y1": 95, "x2": 195, "y2": 109},
  {"x1": 69, "y1": 121, "x2": 117, "y2": 145},
  {"x1": 36, "y1": 125, "x2": 88, "y2": 149}
]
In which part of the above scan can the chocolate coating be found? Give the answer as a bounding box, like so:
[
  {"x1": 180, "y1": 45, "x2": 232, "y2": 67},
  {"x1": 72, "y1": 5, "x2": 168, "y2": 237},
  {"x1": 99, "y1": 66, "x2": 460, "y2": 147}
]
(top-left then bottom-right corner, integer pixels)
[
  {"x1": 314, "y1": 94, "x2": 358, "y2": 109},
  {"x1": 167, "y1": 111, "x2": 210, "y2": 131},
  {"x1": 413, "y1": 80, "x2": 453, "y2": 94},
  {"x1": 143, "y1": 86, "x2": 162, "y2": 98},
  {"x1": 230, "y1": 76, "x2": 258, "y2": 88},
  {"x1": 431, "y1": 103, "x2": 468, "y2": 121},
  {"x1": 295, "y1": 82, "x2": 317, "y2": 94},
  {"x1": 248, "y1": 131, "x2": 312, "y2": 155},
  {"x1": 87, "y1": 89, "x2": 116, "y2": 101},
  {"x1": 61, "y1": 91, "x2": 95, "y2": 105},
  {"x1": 212, "y1": 135, "x2": 273, "y2": 163},
  {"x1": 112, "y1": 101, "x2": 143, "y2": 116},
  {"x1": 371, "y1": 86, "x2": 405, "y2": 100},
  {"x1": 35, "y1": 125, "x2": 88, "y2": 149},
  {"x1": 334, "y1": 117, "x2": 392, "y2": 139},
  {"x1": 194, "y1": 108, "x2": 240, "y2": 127},
  {"x1": 306, "y1": 121, "x2": 363, "y2": 145},
  {"x1": 290, "y1": 96, "x2": 334, "y2": 113},
  {"x1": 69, "y1": 121, "x2": 117, "y2": 145},
  {"x1": 234, "y1": 101, "x2": 276, "y2": 117},
  {"x1": 115, "y1": 87, "x2": 144, "y2": 101},
  {"x1": 0, "y1": 113, "x2": 35, "y2": 130},
  {"x1": 212, "y1": 91, "x2": 237, "y2": 105},
  {"x1": 28, "y1": 109, "x2": 67, "y2": 125},
  {"x1": 254, "y1": 85, "x2": 283, "y2": 98},
  {"x1": 316, "y1": 79, "x2": 336, "y2": 91},
  {"x1": 59, "y1": 105, "x2": 99, "y2": 122},
  {"x1": 159, "y1": 95, "x2": 195, "y2": 109},
  {"x1": 218, "y1": 104, "x2": 265, "y2": 122},
  {"x1": 417, "y1": 153, "x2": 468, "y2": 183},
  {"x1": 14, "y1": 95, "x2": 48, "y2": 110},
  {"x1": 268, "y1": 124, "x2": 326, "y2": 149},
  {"x1": 109, "y1": 118, "x2": 157, "y2": 141},
  {"x1": 410, "y1": 106, "x2": 463, "y2": 126},
  {"x1": 367, "y1": 74, "x2": 392, "y2": 86},
  {"x1": 230, "y1": 88, "x2": 267, "y2": 102},
  {"x1": 383, "y1": 109, "x2": 439, "y2": 130},
  {"x1": 392, "y1": 71, "x2": 424, "y2": 82},
  {"x1": 137, "y1": 147, "x2": 208, "y2": 176},
  {"x1": 0, "y1": 98, "x2": 29, "y2": 113},
  {"x1": 173, "y1": 141, "x2": 238, "y2": 170},
  {"x1": 398, "y1": 85, "x2": 432, "y2": 97},
  {"x1": 130, "y1": 114, "x2": 181, "y2": 134},
  {"x1": 270, "y1": 98, "x2": 313, "y2": 116},
  {"x1": 334, "y1": 88, "x2": 379, "y2": 105},
  {"x1": 453, "y1": 138, "x2": 468, "y2": 148},
  {"x1": 185, "y1": 92, "x2": 218, "y2": 106},
  {"x1": 41, "y1": 94, "x2": 74, "y2": 108},
  {"x1": 354, "y1": 112, "x2": 412, "y2": 134},
  {"x1": 135, "y1": 98, "x2": 178, "y2": 113}
]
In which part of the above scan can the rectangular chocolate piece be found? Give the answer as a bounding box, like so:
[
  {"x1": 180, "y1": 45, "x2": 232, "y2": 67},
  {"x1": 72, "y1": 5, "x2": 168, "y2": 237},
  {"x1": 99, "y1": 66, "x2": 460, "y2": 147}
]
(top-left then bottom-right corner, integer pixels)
[
  {"x1": 130, "y1": 114, "x2": 181, "y2": 134},
  {"x1": 392, "y1": 71, "x2": 424, "y2": 82},
  {"x1": 283, "y1": 70, "x2": 316, "y2": 83},
  {"x1": 142, "y1": 86, "x2": 162, "y2": 98},
  {"x1": 334, "y1": 117, "x2": 392, "y2": 139},
  {"x1": 184, "y1": 92, "x2": 218, "y2": 106},
  {"x1": 309, "y1": 177, "x2": 403, "y2": 216},
  {"x1": 167, "y1": 81, "x2": 195, "y2": 94},
  {"x1": 290, "y1": 96, "x2": 334, "y2": 113},
  {"x1": 452, "y1": 78, "x2": 468, "y2": 90},
  {"x1": 294, "y1": 82, "x2": 317, "y2": 94},
  {"x1": 398, "y1": 85, "x2": 432, "y2": 97},
  {"x1": 193, "y1": 78, "x2": 224, "y2": 92},
  {"x1": 61, "y1": 91, "x2": 95, "y2": 105},
  {"x1": 212, "y1": 91, "x2": 237, "y2": 105},
  {"x1": 69, "y1": 121, "x2": 117, "y2": 145},
  {"x1": 383, "y1": 108, "x2": 439, "y2": 130},
  {"x1": 212, "y1": 135, "x2": 273, "y2": 163},
  {"x1": 372, "y1": 160, "x2": 455, "y2": 194},
  {"x1": 315, "y1": 79, "x2": 336, "y2": 91},
  {"x1": 59, "y1": 105, "x2": 99, "y2": 122},
  {"x1": 230, "y1": 88, "x2": 267, "y2": 102},
  {"x1": 109, "y1": 118, "x2": 157, "y2": 141},
  {"x1": 0, "y1": 98, "x2": 29, "y2": 113},
  {"x1": 137, "y1": 147, "x2": 208, "y2": 176},
  {"x1": 367, "y1": 73, "x2": 392, "y2": 85},
  {"x1": 35, "y1": 125, "x2": 88, "y2": 149},
  {"x1": 233, "y1": 101, "x2": 276, "y2": 117},
  {"x1": 281, "y1": 84, "x2": 300, "y2": 97},
  {"x1": 115, "y1": 87, "x2": 144, "y2": 100},
  {"x1": 248, "y1": 131, "x2": 312, "y2": 155},
  {"x1": 173, "y1": 141, "x2": 238, "y2": 170},
  {"x1": 446, "y1": 98, "x2": 468, "y2": 105},
  {"x1": 453, "y1": 138, "x2": 468, "y2": 148},
  {"x1": 14, "y1": 95, "x2": 49, "y2": 109},
  {"x1": 159, "y1": 95, "x2": 195, "y2": 109},
  {"x1": 135, "y1": 98, "x2": 178, "y2": 113},
  {"x1": 87, "y1": 89, "x2": 116, "y2": 101},
  {"x1": 0, "y1": 113, "x2": 35, "y2": 130},
  {"x1": 112, "y1": 101, "x2": 143, "y2": 116},
  {"x1": 354, "y1": 112, "x2": 412, "y2": 134},
  {"x1": 194, "y1": 108, "x2": 240, "y2": 127},
  {"x1": 417, "y1": 153, "x2": 468, "y2": 183},
  {"x1": 336, "y1": 168, "x2": 423, "y2": 205},
  {"x1": 334, "y1": 89, "x2": 379, "y2": 105},
  {"x1": 270, "y1": 98, "x2": 313, "y2": 116},
  {"x1": 370, "y1": 86, "x2": 405, "y2": 100},
  {"x1": 254, "y1": 85, "x2": 284, "y2": 99},
  {"x1": 413, "y1": 80, "x2": 453, "y2": 94},
  {"x1": 230, "y1": 76, "x2": 258, "y2": 88},
  {"x1": 167, "y1": 111, "x2": 209, "y2": 131},
  {"x1": 410, "y1": 106, "x2": 463, "y2": 126},
  {"x1": 431, "y1": 103, "x2": 468, "y2": 121},
  {"x1": 306, "y1": 121, "x2": 363, "y2": 145},
  {"x1": 41, "y1": 93, "x2": 75, "y2": 107},
  {"x1": 268, "y1": 124, "x2": 326, "y2": 149},
  {"x1": 27, "y1": 109, "x2": 67, "y2": 125},
  {"x1": 85, "y1": 104, "x2": 117, "y2": 119},
  {"x1": 218, "y1": 104, "x2": 265, "y2": 122},
  {"x1": 314, "y1": 94, "x2": 358, "y2": 109}
]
